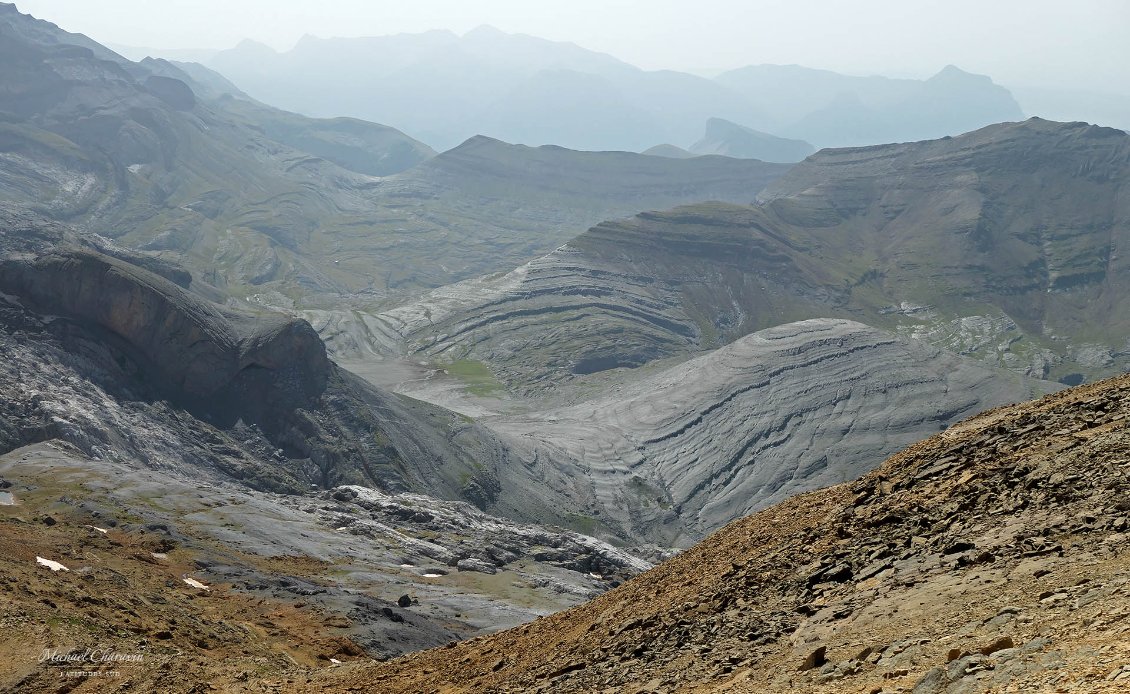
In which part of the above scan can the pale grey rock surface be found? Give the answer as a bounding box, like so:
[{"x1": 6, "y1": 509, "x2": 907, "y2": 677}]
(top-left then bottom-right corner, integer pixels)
[{"x1": 486, "y1": 319, "x2": 1057, "y2": 546}]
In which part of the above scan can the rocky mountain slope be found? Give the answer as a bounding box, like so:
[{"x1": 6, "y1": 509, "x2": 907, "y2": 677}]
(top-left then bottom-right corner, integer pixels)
[
  {"x1": 308, "y1": 372, "x2": 1130, "y2": 694},
  {"x1": 688, "y1": 117, "x2": 815, "y2": 163},
  {"x1": 0, "y1": 5, "x2": 789, "y2": 304},
  {"x1": 486, "y1": 319, "x2": 1054, "y2": 546},
  {"x1": 373, "y1": 119, "x2": 1129, "y2": 391},
  {"x1": 0, "y1": 441, "x2": 652, "y2": 692}
]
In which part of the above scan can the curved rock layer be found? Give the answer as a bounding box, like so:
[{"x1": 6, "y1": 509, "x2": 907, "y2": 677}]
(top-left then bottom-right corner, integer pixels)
[
  {"x1": 370, "y1": 202, "x2": 826, "y2": 398},
  {"x1": 378, "y1": 119, "x2": 1130, "y2": 391},
  {"x1": 489, "y1": 319, "x2": 1055, "y2": 545}
]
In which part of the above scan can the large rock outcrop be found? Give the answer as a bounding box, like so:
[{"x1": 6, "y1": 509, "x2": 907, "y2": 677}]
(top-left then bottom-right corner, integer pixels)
[
  {"x1": 0, "y1": 211, "x2": 524, "y2": 505},
  {"x1": 0, "y1": 247, "x2": 328, "y2": 407}
]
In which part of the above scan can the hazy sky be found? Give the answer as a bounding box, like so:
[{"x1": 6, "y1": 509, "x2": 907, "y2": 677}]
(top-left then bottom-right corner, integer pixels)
[{"x1": 14, "y1": 0, "x2": 1130, "y2": 93}]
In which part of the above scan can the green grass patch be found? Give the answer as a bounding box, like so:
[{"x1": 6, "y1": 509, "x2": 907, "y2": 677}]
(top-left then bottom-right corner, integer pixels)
[
  {"x1": 565, "y1": 512, "x2": 599, "y2": 535},
  {"x1": 442, "y1": 359, "x2": 505, "y2": 397}
]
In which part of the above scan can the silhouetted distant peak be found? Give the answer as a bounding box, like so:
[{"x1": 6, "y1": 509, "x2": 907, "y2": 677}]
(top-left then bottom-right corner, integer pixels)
[
  {"x1": 642, "y1": 143, "x2": 697, "y2": 159},
  {"x1": 927, "y1": 64, "x2": 992, "y2": 85},
  {"x1": 691, "y1": 117, "x2": 814, "y2": 162},
  {"x1": 231, "y1": 38, "x2": 276, "y2": 55},
  {"x1": 462, "y1": 134, "x2": 507, "y2": 146},
  {"x1": 464, "y1": 24, "x2": 508, "y2": 39}
]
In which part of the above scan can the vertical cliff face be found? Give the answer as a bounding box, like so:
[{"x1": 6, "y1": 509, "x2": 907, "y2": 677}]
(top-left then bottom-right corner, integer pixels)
[{"x1": 0, "y1": 248, "x2": 329, "y2": 405}]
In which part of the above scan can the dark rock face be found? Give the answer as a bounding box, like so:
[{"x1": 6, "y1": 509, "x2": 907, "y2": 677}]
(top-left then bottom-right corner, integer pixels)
[
  {"x1": 0, "y1": 211, "x2": 524, "y2": 505},
  {"x1": 0, "y1": 248, "x2": 328, "y2": 404},
  {"x1": 143, "y1": 75, "x2": 196, "y2": 110}
]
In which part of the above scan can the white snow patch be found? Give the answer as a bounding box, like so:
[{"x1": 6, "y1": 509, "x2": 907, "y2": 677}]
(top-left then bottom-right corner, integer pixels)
[
  {"x1": 151, "y1": 552, "x2": 168, "y2": 560},
  {"x1": 422, "y1": 573, "x2": 443, "y2": 578},
  {"x1": 36, "y1": 556, "x2": 69, "y2": 572},
  {"x1": 183, "y1": 577, "x2": 209, "y2": 590},
  {"x1": 86, "y1": 525, "x2": 108, "y2": 534},
  {"x1": 329, "y1": 658, "x2": 342, "y2": 665}
]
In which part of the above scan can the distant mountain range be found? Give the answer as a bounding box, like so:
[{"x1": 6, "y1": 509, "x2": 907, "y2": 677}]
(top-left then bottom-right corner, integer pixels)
[
  {"x1": 0, "y1": 4, "x2": 788, "y2": 305},
  {"x1": 715, "y1": 63, "x2": 1025, "y2": 147},
  {"x1": 115, "y1": 26, "x2": 1028, "y2": 152}
]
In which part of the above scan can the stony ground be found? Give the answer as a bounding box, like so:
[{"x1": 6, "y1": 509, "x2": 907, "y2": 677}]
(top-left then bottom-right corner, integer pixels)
[
  {"x1": 1, "y1": 375, "x2": 1126, "y2": 693},
  {"x1": 295, "y1": 373, "x2": 1130, "y2": 694},
  {"x1": 0, "y1": 443, "x2": 646, "y2": 693}
]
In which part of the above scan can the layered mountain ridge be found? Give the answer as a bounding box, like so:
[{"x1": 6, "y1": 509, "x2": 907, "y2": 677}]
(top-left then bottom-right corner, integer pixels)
[
  {"x1": 372, "y1": 118, "x2": 1129, "y2": 394},
  {"x1": 486, "y1": 319, "x2": 1053, "y2": 545}
]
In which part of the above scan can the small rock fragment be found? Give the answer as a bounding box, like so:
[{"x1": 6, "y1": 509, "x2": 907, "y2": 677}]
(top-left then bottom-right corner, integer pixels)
[
  {"x1": 799, "y1": 645, "x2": 827, "y2": 671},
  {"x1": 980, "y1": 635, "x2": 1014, "y2": 656}
]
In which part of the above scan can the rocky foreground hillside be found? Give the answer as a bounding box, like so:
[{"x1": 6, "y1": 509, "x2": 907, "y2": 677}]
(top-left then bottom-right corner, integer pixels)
[
  {"x1": 0, "y1": 440, "x2": 653, "y2": 692},
  {"x1": 305, "y1": 373, "x2": 1130, "y2": 693}
]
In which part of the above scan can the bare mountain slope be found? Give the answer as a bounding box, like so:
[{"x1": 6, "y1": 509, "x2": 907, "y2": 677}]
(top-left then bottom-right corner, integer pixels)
[
  {"x1": 0, "y1": 5, "x2": 790, "y2": 305},
  {"x1": 373, "y1": 119, "x2": 1130, "y2": 394},
  {"x1": 310, "y1": 373, "x2": 1130, "y2": 694}
]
